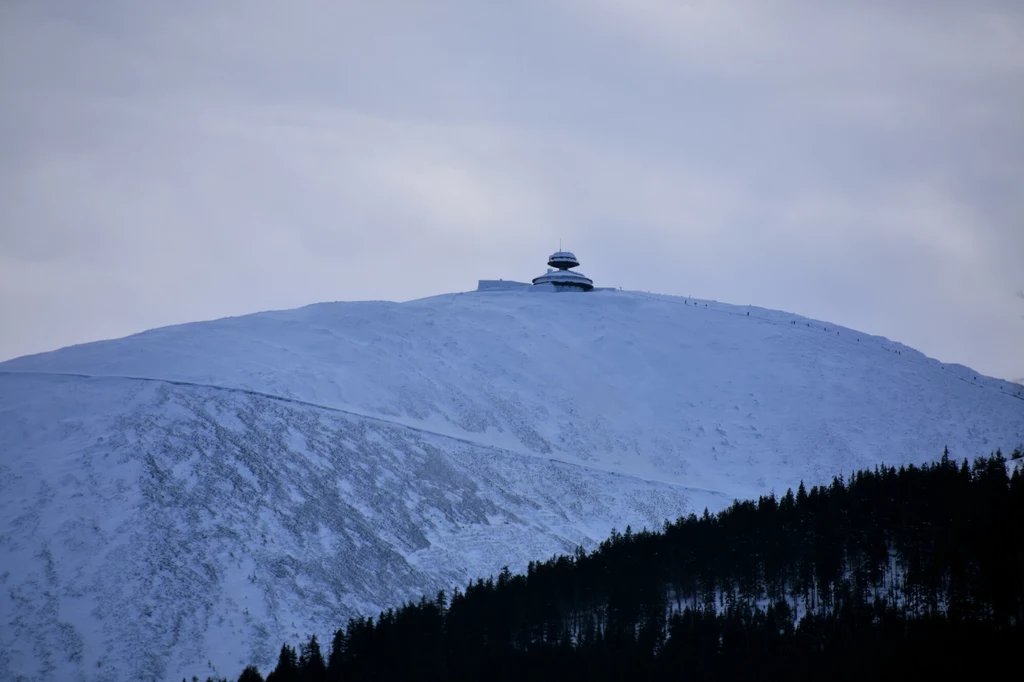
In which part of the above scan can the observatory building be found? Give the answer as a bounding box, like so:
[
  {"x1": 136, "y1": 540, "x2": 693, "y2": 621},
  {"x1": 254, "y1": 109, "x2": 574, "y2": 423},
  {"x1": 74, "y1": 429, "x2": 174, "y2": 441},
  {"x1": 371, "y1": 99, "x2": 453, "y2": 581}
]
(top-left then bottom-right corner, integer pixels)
[
  {"x1": 476, "y1": 249, "x2": 600, "y2": 292},
  {"x1": 532, "y1": 251, "x2": 594, "y2": 292}
]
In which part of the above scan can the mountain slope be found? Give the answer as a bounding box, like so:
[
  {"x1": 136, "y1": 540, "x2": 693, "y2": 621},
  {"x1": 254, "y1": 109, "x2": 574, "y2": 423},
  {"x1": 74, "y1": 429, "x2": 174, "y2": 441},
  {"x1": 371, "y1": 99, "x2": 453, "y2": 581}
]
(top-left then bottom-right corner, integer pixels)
[{"x1": 1, "y1": 289, "x2": 1021, "y2": 681}]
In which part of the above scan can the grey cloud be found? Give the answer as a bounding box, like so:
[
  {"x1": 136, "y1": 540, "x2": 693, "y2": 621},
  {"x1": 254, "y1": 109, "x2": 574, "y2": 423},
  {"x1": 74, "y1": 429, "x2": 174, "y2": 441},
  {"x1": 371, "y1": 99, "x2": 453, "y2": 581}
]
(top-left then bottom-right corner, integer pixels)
[{"x1": 1, "y1": 0, "x2": 1022, "y2": 380}]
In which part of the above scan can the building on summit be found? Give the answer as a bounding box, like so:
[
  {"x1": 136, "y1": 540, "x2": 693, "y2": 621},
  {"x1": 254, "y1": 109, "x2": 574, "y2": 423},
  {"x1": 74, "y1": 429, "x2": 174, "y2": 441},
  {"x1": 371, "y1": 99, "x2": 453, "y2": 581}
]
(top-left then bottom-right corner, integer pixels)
[
  {"x1": 531, "y1": 251, "x2": 594, "y2": 292},
  {"x1": 476, "y1": 249, "x2": 598, "y2": 292}
]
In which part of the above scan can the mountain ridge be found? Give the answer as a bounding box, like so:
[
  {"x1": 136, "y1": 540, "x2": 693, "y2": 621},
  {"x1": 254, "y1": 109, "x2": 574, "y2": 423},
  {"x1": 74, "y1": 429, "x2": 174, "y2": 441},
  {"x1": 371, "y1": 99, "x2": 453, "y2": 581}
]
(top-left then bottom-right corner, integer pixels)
[{"x1": 1, "y1": 288, "x2": 1021, "y2": 681}]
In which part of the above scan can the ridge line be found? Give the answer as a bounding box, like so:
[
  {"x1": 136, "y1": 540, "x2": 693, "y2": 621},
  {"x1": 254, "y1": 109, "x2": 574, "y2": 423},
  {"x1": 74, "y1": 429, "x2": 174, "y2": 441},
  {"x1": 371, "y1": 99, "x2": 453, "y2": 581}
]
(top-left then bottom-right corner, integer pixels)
[{"x1": 0, "y1": 369, "x2": 732, "y2": 499}]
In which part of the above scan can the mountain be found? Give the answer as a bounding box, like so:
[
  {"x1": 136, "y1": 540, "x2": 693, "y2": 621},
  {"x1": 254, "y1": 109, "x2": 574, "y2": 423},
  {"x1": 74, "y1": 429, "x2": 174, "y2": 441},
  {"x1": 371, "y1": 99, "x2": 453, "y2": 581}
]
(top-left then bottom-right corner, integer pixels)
[{"x1": 1, "y1": 289, "x2": 1021, "y2": 681}]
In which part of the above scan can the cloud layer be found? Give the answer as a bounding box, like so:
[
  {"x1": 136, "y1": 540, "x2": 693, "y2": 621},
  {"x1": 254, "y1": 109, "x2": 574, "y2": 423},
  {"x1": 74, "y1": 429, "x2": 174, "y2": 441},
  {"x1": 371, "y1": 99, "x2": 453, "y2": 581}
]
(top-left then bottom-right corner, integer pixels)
[{"x1": 2, "y1": 0, "x2": 1022, "y2": 379}]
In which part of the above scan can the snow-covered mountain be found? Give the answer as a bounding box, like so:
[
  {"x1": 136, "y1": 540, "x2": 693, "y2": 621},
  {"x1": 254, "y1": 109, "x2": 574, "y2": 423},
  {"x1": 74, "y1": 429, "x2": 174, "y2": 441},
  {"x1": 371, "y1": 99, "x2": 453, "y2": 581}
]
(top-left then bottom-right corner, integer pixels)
[{"x1": 1, "y1": 289, "x2": 1021, "y2": 681}]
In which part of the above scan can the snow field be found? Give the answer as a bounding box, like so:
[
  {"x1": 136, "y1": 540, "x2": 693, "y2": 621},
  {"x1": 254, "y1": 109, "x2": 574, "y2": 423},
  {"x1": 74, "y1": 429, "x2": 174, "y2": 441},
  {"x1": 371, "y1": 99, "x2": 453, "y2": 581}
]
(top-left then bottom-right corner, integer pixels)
[{"x1": 1, "y1": 288, "x2": 1021, "y2": 680}]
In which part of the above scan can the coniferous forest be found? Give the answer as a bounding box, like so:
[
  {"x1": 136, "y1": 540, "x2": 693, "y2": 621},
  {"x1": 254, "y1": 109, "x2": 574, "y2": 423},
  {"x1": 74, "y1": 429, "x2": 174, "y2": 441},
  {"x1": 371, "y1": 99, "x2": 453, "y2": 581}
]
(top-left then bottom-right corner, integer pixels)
[{"x1": 197, "y1": 449, "x2": 1024, "y2": 682}]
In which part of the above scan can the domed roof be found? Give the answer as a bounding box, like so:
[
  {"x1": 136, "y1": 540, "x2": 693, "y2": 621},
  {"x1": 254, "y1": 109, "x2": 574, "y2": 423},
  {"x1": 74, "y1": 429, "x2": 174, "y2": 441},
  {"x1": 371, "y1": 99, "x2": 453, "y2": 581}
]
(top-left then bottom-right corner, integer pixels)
[{"x1": 547, "y1": 251, "x2": 580, "y2": 270}]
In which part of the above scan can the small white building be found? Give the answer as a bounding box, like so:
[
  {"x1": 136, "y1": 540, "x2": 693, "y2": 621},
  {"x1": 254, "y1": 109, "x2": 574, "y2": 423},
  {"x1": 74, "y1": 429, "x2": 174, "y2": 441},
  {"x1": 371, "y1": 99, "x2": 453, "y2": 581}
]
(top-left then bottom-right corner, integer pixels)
[{"x1": 476, "y1": 279, "x2": 531, "y2": 291}]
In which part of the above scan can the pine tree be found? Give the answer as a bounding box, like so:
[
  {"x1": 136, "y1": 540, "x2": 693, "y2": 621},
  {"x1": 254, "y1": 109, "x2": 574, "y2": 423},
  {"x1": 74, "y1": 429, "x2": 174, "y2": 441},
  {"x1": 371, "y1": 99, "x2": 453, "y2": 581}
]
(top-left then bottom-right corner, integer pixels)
[
  {"x1": 326, "y1": 628, "x2": 347, "y2": 680},
  {"x1": 298, "y1": 635, "x2": 326, "y2": 682},
  {"x1": 237, "y1": 666, "x2": 264, "y2": 682},
  {"x1": 222, "y1": 451, "x2": 1023, "y2": 682},
  {"x1": 265, "y1": 644, "x2": 298, "y2": 682}
]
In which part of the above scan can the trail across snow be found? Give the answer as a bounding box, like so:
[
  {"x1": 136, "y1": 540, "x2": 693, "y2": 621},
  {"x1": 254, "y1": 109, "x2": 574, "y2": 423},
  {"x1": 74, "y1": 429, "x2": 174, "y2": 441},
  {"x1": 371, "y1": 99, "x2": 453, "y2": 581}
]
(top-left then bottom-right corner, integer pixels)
[
  {"x1": 1, "y1": 288, "x2": 1021, "y2": 681},
  {"x1": 0, "y1": 368, "x2": 733, "y2": 499}
]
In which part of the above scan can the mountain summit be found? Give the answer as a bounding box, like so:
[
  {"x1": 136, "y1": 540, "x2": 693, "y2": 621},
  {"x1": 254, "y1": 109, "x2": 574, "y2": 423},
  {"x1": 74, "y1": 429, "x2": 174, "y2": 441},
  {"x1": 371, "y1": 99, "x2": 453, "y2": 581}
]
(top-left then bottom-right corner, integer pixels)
[{"x1": 1, "y1": 289, "x2": 1021, "y2": 681}]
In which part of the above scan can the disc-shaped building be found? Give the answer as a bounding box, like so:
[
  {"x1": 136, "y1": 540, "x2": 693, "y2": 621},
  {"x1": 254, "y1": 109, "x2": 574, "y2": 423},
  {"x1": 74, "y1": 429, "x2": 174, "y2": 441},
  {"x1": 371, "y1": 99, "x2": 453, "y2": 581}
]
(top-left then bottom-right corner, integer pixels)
[{"x1": 531, "y1": 251, "x2": 594, "y2": 292}]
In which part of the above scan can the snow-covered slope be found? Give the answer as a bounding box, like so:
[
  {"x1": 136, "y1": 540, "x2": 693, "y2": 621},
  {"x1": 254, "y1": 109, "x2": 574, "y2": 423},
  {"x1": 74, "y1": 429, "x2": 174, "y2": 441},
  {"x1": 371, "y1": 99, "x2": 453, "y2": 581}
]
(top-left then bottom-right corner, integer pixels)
[{"x1": 1, "y1": 289, "x2": 1021, "y2": 681}]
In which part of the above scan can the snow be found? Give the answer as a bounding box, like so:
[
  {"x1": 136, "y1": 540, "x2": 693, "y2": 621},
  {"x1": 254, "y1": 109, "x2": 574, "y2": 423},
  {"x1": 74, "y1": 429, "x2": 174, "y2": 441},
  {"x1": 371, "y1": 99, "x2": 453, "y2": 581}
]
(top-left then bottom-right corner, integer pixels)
[
  {"x1": 476, "y1": 280, "x2": 530, "y2": 291},
  {"x1": 0, "y1": 288, "x2": 1022, "y2": 681},
  {"x1": 530, "y1": 269, "x2": 594, "y2": 287}
]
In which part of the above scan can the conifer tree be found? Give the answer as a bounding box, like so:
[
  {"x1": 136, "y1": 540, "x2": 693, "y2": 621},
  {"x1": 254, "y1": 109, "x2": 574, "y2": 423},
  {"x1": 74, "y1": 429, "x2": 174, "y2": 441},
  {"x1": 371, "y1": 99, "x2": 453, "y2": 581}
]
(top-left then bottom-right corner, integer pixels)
[
  {"x1": 237, "y1": 666, "x2": 264, "y2": 682},
  {"x1": 298, "y1": 635, "x2": 326, "y2": 682},
  {"x1": 265, "y1": 644, "x2": 298, "y2": 682},
  {"x1": 217, "y1": 450, "x2": 1023, "y2": 682}
]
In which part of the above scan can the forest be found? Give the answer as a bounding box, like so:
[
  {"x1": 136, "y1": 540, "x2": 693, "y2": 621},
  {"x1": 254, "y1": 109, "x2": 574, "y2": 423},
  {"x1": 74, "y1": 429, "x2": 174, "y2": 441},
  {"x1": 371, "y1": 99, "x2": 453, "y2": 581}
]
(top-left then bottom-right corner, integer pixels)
[{"x1": 195, "y1": 448, "x2": 1024, "y2": 681}]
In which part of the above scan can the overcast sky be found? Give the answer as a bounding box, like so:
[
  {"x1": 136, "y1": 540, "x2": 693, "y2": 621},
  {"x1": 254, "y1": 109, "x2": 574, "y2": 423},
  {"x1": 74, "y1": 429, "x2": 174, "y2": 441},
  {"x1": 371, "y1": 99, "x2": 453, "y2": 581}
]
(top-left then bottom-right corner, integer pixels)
[{"x1": 1, "y1": 0, "x2": 1022, "y2": 380}]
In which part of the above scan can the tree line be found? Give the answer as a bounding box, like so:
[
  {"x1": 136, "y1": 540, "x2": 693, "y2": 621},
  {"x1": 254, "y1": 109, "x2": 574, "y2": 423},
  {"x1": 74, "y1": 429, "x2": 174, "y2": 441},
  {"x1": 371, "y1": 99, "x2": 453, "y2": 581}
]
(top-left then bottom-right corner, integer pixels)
[{"x1": 194, "y1": 448, "x2": 1024, "y2": 681}]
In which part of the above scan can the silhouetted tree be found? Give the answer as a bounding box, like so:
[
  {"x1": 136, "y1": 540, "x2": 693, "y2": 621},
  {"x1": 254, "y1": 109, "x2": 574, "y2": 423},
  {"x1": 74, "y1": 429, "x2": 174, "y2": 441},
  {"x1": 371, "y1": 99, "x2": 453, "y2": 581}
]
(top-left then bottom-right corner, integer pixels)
[
  {"x1": 266, "y1": 644, "x2": 298, "y2": 682},
  {"x1": 237, "y1": 666, "x2": 264, "y2": 682},
  {"x1": 211, "y1": 450, "x2": 1023, "y2": 682}
]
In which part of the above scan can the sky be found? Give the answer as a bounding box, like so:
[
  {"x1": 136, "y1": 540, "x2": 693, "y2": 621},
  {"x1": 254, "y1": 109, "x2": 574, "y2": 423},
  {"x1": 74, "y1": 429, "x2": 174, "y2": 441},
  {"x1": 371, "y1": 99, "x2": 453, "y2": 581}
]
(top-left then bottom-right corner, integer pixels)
[{"x1": 1, "y1": 0, "x2": 1022, "y2": 381}]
